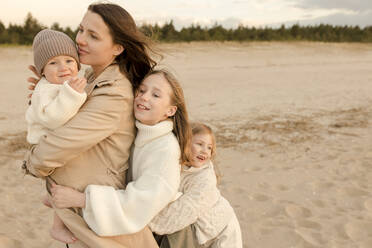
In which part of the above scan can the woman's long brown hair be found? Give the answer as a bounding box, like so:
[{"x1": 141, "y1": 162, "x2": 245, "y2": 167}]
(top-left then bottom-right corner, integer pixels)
[{"x1": 88, "y1": 3, "x2": 159, "y2": 89}]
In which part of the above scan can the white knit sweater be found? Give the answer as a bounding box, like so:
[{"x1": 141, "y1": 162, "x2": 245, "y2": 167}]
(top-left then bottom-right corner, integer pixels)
[
  {"x1": 25, "y1": 78, "x2": 87, "y2": 144},
  {"x1": 82, "y1": 120, "x2": 181, "y2": 236},
  {"x1": 150, "y1": 161, "x2": 235, "y2": 245}
]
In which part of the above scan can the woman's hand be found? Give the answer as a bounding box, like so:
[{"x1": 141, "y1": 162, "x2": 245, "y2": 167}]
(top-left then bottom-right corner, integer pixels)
[
  {"x1": 27, "y1": 65, "x2": 41, "y2": 98},
  {"x1": 50, "y1": 183, "x2": 86, "y2": 209}
]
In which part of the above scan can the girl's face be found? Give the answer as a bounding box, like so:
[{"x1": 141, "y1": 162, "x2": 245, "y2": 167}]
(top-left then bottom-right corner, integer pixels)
[
  {"x1": 43, "y1": 55, "x2": 79, "y2": 85},
  {"x1": 76, "y1": 11, "x2": 123, "y2": 74},
  {"x1": 134, "y1": 74, "x2": 177, "y2": 126},
  {"x1": 191, "y1": 133, "x2": 213, "y2": 168}
]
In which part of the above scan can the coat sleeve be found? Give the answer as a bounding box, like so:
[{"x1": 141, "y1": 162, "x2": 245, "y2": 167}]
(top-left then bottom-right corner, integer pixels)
[
  {"x1": 24, "y1": 84, "x2": 132, "y2": 177},
  {"x1": 30, "y1": 81, "x2": 86, "y2": 129},
  {"x1": 82, "y1": 143, "x2": 181, "y2": 236},
  {"x1": 149, "y1": 170, "x2": 220, "y2": 235}
]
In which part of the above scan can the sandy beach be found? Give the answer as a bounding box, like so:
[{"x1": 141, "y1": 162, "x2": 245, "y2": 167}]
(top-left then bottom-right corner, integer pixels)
[{"x1": 1, "y1": 41, "x2": 372, "y2": 248}]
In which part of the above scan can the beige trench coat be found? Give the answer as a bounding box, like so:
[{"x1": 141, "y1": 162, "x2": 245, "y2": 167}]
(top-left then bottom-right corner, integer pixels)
[{"x1": 24, "y1": 64, "x2": 158, "y2": 248}]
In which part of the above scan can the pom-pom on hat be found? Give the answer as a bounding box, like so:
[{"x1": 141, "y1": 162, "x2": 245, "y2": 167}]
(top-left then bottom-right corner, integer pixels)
[{"x1": 32, "y1": 29, "x2": 80, "y2": 76}]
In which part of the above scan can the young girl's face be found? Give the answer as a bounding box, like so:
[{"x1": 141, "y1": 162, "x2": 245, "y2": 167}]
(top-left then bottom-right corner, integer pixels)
[
  {"x1": 43, "y1": 55, "x2": 79, "y2": 84},
  {"x1": 191, "y1": 133, "x2": 213, "y2": 168},
  {"x1": 134, "y1": 73, "x2": 177, "y2": 126}
]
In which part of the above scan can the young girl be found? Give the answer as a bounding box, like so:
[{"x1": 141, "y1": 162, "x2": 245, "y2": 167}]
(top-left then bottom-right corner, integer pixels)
[
  {"x1": 150, "y1": 123, "x2": 243, "y2": 248},
  {"x1": 25, "y1": 29, "x2": 87, "y2": 244},
  {"x1": 49, "y1": 70, "x2": 192, "y2": 238}
]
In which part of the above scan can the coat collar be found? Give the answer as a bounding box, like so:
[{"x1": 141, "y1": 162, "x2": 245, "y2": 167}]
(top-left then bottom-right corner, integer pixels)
[
  {"x1": 134, "y1": 120, "x2": 174, "y2": 147},
  {"x1": 84, "y1": 63, "x2": 125, "y2": 95}
]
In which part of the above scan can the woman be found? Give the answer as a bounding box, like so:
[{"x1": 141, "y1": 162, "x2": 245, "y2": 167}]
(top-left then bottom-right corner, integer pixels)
[{"x1": 24, "y1": 3, "x2": 159, "y2": 248}]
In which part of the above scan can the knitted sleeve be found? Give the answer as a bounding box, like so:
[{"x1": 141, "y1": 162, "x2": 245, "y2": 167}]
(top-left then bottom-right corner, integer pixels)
[
  {"x1": 82, "y1": 138, "x2": 181, "y2": 236},
  {"x1": 30, "y1": 81, "x2": 86, "y2": 129},
  {"x1": 149, "y1": 169, "x2": 220, "y2": 235}
]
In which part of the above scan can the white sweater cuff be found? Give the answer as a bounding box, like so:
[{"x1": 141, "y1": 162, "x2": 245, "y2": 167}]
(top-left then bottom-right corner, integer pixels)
[
  {"x1": 62, "y1": 81, "x2": 87, "y2": 100},
  {"x1": 83, "y1": 185, "x2": 131, "y2": 236}
]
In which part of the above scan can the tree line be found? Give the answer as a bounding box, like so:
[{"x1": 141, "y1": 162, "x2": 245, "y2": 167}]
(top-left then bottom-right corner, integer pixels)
[{"x1": 1, "y1": 13, "x2": 372, "y2": 45}]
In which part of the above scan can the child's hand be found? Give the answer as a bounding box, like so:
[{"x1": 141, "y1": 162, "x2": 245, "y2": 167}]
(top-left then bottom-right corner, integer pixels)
[
  {"x1": 68, "y1": 77, "x2": 87, "y2": 94},
  {"x1": 27, "y1": 65, "x2": 41, "y2": 98},
  {"x1": 50, "y1": 183, "x2": 86, "y2": 209}
]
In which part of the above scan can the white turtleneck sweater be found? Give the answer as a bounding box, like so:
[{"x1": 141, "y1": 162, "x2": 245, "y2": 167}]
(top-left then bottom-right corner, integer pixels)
[
  {"x1": 82, "y1": 120, "x2": 181, "y2": 236},
  {"x1": 149, "y1": 161, "x2": 236, "y2": 245}
]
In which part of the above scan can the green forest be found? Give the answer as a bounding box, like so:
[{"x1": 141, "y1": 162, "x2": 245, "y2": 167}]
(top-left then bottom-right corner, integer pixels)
[{"x1": 1, "y1": 13, "x2": 372, "y2": 45}]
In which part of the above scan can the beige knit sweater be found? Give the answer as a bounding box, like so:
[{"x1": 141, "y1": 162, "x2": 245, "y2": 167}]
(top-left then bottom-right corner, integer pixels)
[{"x1": 150, "y1": 161, "x2": 235, "y2": 245}]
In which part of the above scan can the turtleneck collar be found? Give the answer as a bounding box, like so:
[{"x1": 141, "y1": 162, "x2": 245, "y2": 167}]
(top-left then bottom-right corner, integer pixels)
[
  {"x1": 135, "y1": 120, "x2": 174, "y2": 147},
  {"x1": 182, "y1": 160, "x2": 213, "y2": 173}
]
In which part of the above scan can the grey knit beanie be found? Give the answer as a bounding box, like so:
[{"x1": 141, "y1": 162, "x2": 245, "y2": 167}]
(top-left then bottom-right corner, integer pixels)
[{"x1": 32, "y1": 29, "x2": 80, "y2": 75}]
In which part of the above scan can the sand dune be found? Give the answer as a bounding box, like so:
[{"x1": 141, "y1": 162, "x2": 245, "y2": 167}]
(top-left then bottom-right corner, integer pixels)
[{"x1": 0, "y1": 42, "x2": 372, "y2": 247}]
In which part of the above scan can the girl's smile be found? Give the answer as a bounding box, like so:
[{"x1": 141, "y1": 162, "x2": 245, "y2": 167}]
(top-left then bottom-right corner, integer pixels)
[
  {"x1": 196, "y1": 154, "x2": 206, "y2": 162},
  {"x1": 136, "y1": 103, "x2": 150, "y2": 111}
]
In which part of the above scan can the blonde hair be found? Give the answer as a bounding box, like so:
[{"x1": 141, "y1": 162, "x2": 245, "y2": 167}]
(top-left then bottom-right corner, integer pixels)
[
  {"x1": 143, "y1": 69, "x2": 192, "y2": 165},
  {"x1": 190, "y1": 122, "x2": 221, "y2": 183}
]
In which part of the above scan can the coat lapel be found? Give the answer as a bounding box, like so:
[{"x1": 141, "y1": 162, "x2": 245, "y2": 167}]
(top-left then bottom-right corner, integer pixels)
[{"x1": 84, "y1": 63, "x2": 124, "y2": 96}]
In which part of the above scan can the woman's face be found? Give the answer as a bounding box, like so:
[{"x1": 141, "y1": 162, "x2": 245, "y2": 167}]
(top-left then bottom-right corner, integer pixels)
[{"x1": 76, "y1": 11, "x2": 123, "y2": 72}]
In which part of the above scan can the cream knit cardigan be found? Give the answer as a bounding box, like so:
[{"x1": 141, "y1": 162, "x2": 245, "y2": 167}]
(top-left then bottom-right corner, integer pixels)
[
  {"x1": 25, "y1": 78, "x2": 86, "y2": 144},
  {"x1": 150, "y1": 161, "x2": 235, "y2": 245},
  {"x1": 82, "y1": 120, "x2": 181, "y2": 236}
]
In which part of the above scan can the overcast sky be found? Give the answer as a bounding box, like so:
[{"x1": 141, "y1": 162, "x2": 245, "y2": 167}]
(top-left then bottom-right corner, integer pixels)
[{"x1": 1, "y1": 0, "x2": 371, "y2": 29}]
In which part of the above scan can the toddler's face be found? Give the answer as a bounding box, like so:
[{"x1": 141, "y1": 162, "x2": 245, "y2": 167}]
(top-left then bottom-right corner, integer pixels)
[
  {"x1": 191, "y1": 133, "x2": 213, "y2": 167},
  {"x1": 134, "y1": 74, "x2": 177, "y2": 125},
  {"x1": 42, "y1": 55, "x2": 79, "y2": 84}
]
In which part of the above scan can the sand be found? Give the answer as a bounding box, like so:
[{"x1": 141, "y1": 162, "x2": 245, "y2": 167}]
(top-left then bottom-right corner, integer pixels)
[{"x1": 0, "y1": 42, "x2": 372, "y2": 248}]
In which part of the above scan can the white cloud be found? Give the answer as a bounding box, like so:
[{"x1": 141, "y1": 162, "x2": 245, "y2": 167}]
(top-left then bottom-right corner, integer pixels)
[
  {"x1": 294, "y1": 0, "x2": 372, "y2": 11},
  {"x1": 282, "y1": 10, "x2": 372, "y2": 27}
]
